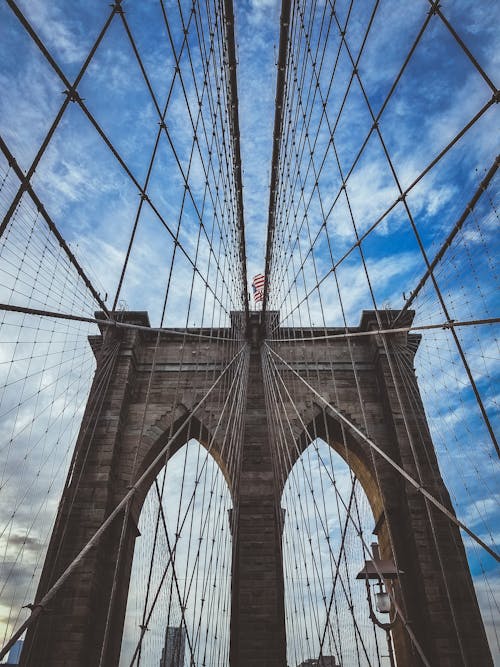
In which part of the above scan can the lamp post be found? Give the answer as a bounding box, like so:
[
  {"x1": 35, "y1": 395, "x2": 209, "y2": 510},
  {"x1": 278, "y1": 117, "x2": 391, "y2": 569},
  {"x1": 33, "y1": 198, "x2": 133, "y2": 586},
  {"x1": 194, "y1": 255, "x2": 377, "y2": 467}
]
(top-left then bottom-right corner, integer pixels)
[{"x1": 356, "y1": 543, "x2": 403, "y2": 667}]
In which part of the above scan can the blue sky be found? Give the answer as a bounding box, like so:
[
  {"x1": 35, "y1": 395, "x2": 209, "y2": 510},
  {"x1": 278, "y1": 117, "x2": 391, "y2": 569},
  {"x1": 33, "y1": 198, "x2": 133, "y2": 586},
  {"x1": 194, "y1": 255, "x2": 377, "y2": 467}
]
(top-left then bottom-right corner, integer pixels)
[
  {"x1": 0, "y1": 0, "x2": 499, "y2": 663},
  {"x1": 0, "y1": 0, "x2": 497, "y2": 320}
]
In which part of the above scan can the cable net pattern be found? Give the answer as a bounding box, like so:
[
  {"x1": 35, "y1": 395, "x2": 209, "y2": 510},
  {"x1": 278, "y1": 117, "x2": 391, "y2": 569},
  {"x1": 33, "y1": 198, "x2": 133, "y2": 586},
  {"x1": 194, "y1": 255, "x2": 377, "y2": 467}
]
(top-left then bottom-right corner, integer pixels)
[
  {"x1": 0, "y1": 1, "x2": 247, "y2": 663},
  {"x1": 263, "y1": 0, "x2": 499, "y2": 664},
  {"x1": 0, "y1": 0, "x2": 498, "y2": 665}
]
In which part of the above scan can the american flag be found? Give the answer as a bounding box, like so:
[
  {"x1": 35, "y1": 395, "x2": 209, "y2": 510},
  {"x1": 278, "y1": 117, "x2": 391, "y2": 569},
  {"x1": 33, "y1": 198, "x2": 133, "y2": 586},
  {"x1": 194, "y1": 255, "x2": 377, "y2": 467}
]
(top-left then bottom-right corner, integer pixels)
[{"x1": 252, "y1": 273, "x2": 265, "y2": 303}]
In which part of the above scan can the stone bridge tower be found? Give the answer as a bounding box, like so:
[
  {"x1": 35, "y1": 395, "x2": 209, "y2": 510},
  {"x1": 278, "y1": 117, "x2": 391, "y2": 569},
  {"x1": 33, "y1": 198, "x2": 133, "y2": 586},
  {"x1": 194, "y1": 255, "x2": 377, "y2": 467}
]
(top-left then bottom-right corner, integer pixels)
[{"x1": 20, "y1": 310, "x2": 492, "y2": 667}]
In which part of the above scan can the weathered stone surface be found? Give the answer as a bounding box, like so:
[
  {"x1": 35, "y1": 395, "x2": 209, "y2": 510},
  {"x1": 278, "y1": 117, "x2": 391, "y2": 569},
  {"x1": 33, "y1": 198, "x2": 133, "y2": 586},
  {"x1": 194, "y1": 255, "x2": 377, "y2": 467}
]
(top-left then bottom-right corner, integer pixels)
[{"x1": 20, "y1": 311, "x2": 492, "y2": 667}]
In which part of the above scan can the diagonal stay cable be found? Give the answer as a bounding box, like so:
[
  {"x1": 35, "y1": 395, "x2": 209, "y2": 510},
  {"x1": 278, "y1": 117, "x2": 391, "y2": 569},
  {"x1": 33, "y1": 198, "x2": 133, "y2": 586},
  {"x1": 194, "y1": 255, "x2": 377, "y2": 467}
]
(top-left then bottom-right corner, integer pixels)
[
  {"x1": 4, "y1": 0, "x2": 237, "y2": 317},
  {"x1": 126, "y1": 345, "x2": 247, "y2": 665},
  {"x1": 273, "y1": 92, "x2": 496, "y2": 326},
  {"x1": 109, "y1": 2, "x2": 192, "y2": 310},
  {"x1": 118, "y1": 1, "x2": 247, "y2": 314},
  {"x1": 269, "y1": 0, "x2": 380, "y2": 301},
  {"x1": 425, "y1": 0, "x2": 498, "y2": 94},
  {"x1": 0, "y1": 136, "x2": 109, "y2": 316},
  {"x1": 262, "y1": 348, "x2": 376, "y2": 664},
  {"x1": 267, "y1": 0, "x2": 413, "y2": 298},
  {"x1": 0, "y1": 342, "x2": 246, "y2": 661},
  {"x1": 335, "y1": 15, "x2": 498, "y2": 465},
  {"x1": 263, "y1": 342, "x2": 431, "y2": 666},
  {"x1": 265, "y1": 342, "x2": 500, "y2": 563},
  {"x1": 0, "y1": 3, "x2": 118, "y2": 240},
  {"x1": 266, "y1": 0, "x2": 498, "y2": 319},
  {"x1": 317, "y1": 481, "x2": 356, "y2": 660},
  {"x1": 394, "y1": 154, "x2": 499, "y2": 323}
]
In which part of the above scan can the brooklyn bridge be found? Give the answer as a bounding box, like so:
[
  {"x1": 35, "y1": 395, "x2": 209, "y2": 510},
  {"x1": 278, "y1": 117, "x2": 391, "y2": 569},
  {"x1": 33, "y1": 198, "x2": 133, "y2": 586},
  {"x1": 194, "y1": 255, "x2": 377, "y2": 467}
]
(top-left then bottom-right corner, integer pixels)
[{"x1": 0, "y1": 1, "x2": 498, "y2": 666}]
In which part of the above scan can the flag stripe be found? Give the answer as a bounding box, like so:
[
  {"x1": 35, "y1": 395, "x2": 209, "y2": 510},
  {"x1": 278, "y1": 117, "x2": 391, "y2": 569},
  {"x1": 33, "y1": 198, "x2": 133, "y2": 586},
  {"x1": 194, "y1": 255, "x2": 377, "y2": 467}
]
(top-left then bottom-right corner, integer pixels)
[{"x1": 251, "y1": 274, "x2": 265, "y2": 303}]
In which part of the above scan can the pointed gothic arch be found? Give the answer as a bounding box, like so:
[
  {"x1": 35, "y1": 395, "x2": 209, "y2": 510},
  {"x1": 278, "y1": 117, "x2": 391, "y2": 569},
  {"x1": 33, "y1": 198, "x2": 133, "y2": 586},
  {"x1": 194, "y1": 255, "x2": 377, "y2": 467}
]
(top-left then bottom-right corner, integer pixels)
[
  {"x1": 19, "y1": 321, "x2": 241, "y2": 667},
  {"x1": 280, "y1": 435, "x2": 384, "y2": 666},
  {"x1": 281, "y1": 405, "x2": 384, "y2": 522},
  {"x1": 19, "y1": 312, "x2": 492, "y2": 667},
  {"x1": 120, "y1": 435, "x2": 233, "y2": 666},
  {"x1": 133, "y1": 408, "x2": 235, "y2": 515},
  {"x1": 270, "y1": 333, "x2": 492, "y2": 667}
]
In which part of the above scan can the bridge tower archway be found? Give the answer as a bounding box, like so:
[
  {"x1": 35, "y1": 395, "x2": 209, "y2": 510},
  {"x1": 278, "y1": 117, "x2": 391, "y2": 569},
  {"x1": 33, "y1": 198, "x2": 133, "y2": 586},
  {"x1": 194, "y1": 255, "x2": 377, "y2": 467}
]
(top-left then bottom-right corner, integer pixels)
[
  {"x1": 120, "y1": 437, "x2": 234, "y2": 666},
  {"x1": 20, "y1": 314, "x2": 239, "y2": 667},
  {"x1": 19, "y1": 310, "x2": 492, "y2": 667},
  {"x1": 268, "y1": 308, "x2": 492, "y2": 667}
]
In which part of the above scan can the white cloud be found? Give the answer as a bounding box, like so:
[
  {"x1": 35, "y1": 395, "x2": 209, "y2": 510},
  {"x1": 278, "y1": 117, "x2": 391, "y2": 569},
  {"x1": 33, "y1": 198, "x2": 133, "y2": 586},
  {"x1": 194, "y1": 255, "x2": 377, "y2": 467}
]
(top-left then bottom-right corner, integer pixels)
[
  {"x1": 0, "y1": 0, "x2": 498, "y2": 661},
  {"x1": 15, "y1": 0, "x2": 89, "y2": 65}
]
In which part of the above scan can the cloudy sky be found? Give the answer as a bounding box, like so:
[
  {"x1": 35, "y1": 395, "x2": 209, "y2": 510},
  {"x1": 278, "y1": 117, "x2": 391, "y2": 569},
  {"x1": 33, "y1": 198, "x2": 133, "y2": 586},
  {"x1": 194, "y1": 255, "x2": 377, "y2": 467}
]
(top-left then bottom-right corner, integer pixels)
[{"x1": 0, "y1": 0, "x2": 498, "y2": 664}]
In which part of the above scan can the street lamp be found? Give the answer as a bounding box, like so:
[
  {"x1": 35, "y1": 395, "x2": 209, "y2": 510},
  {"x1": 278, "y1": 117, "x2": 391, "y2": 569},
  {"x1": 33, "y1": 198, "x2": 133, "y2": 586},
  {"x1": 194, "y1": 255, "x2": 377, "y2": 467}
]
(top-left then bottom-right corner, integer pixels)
[
  {"x1": 356, "y1": 543, "x2": 403, "y2": 667},
  {"x1": 374, "y1": 583, "x2": 392, "y2": 615}
]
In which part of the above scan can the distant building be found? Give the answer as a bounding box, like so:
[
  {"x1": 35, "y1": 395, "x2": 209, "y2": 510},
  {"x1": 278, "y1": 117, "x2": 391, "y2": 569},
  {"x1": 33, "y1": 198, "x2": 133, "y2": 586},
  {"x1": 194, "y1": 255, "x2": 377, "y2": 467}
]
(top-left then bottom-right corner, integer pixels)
[
  {"x1": 297, "y1": 657, "x2": 339, "y2": 667},
  {"x1": 4, "y1": 639, "x2": 23, "y2": 665},
  {"x1": 160, "y1": 626, "x2": 186, "y2": 667}
]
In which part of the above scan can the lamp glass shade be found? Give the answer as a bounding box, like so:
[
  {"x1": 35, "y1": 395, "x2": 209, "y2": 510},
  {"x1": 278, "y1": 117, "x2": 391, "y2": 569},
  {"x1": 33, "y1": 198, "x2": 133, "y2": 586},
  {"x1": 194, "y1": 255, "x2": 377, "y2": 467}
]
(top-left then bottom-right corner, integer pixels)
[{"x1": 375, "y1": 591, "x2": 391, "y2": 614}]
